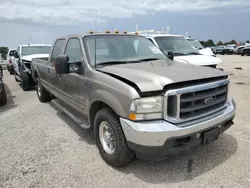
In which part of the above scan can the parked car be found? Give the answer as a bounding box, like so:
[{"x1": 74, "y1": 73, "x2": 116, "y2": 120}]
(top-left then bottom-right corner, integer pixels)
[
  {"x1": 0, "y1": 65, "x2": 7, "y2": 106},
  {"x1": 6, "y1": 49, "x2": 16, "y2": 75},
  {"x1": 236, "y1": 46, "x2": 245, "y2": 54},
  {"x1": 241, "y1": 43, "x2": 250, "y2": 56},
  {"x1": 215, "y1": 46, "x2": 224, "y2": 54},
  {"x1": 185, "y1": 37, "x2": 215, "y2": 56},
  {"x1": 210, "y1": 46, "x2": 217, "y2": 54},
  {"x1": 31, "y1": 31, "x2": 236, "y2": 167},
  {"x1": 12, "y1": 44, "x2": 52, "y2": 91},
  {"x1": 215, "y1": 46, "x2": 232, "y2": 55},
  {"x1": 225, "y1": 44, "x2": 236, "y2": 54}
]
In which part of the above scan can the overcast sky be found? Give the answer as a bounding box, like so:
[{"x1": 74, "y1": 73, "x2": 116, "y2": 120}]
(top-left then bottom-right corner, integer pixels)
[{"x1": 0, "y1": 0, "x2": 250, "y2": 48}]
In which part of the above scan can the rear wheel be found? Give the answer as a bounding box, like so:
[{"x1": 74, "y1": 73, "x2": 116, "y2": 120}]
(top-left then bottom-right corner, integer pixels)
[
  {"x1": 36, "y1": 79, "x2": 52, "y2": 102},
  {"x1": 0, "y1": 85, "x2": 7, "y2": 106},
  {"x1": 94, "y1": 108, "x2": 135, "y2": 167}
]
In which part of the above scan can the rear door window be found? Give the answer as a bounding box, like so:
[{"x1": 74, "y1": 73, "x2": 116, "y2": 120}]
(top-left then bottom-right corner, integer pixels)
[{"x1": 51, "y1": 39, "x2": 65, "y2": 65}]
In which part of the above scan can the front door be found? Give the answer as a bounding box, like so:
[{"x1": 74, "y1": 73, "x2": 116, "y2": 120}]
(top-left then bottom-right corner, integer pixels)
[{"x1": 60, "y1": 38, "x2": 84, "y2": 110}]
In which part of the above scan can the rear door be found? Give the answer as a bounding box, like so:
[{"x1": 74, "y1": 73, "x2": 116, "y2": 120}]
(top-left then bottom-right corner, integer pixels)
[
  {"x1": 13, "y1": 46, "x2": 21, "y2": 75},
  {"x1": 48, "y1": 38, "x2": 65, "y2": 95}
]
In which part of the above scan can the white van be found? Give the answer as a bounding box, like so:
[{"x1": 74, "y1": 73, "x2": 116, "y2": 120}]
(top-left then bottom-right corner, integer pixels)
[{"x1": 141, "y1": 33, "x2": 222, "y2": 68}]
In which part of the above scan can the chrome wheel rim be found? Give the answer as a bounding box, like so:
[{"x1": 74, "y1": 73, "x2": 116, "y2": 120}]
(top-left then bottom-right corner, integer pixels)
[
  {"x1": 37, "y1": 83, "x2": 41, "y2": 97},
  {"x1": 99, "y1": 121, "x2": 116, "y2": 154}
]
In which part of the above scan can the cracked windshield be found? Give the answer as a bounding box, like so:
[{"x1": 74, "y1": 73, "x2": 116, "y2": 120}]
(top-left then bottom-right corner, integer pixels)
[{"x1": 0, "y1": 0, "x2": 249, "y2": 187}]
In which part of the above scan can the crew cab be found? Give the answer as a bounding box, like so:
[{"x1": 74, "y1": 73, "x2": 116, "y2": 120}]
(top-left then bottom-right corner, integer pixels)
[
  {"x1": 13, "y1": 44, "x2": 52, "y2": 91},
  {"x1": 31, "y1": 32, "x2": 236, "y2": 167},
  {"x1": 142, "y1": 34, "x2": 222, "y2": 68}
]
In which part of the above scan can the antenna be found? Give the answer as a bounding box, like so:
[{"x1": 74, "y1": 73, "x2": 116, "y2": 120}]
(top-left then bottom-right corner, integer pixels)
[{"x1": 94, "y1": 9, "x2": 97, "y2": 68}]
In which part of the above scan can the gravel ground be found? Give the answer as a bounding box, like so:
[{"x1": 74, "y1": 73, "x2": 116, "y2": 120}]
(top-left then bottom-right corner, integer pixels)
[{"x1": 0, "y1": 55, "x2": 250, "y2": 188}]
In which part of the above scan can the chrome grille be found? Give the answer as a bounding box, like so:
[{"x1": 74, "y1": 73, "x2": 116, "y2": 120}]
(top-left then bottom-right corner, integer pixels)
[{"x1": 164, "y1": 79, "x2": 229, "y2": 124}]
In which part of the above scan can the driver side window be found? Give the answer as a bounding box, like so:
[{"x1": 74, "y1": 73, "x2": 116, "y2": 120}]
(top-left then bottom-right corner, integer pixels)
[{"x1": 65, "y1": 38, "x2": 83, "y2": 62}]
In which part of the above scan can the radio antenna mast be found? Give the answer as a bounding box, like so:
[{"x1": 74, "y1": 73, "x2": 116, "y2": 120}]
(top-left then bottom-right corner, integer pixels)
[{"x1": 94, "y1": 9, "x2": 97, "y2": 68}]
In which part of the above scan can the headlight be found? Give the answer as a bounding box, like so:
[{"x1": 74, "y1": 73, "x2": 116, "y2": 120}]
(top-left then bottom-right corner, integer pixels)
[{"x1": 129, "y1": 96, "x2": 163, "y2": 121}]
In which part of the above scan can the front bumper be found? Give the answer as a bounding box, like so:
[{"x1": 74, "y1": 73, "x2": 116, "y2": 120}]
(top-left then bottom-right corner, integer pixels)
[{"x1": 120, "y1": 98, "x2": 236, "y2": 159}]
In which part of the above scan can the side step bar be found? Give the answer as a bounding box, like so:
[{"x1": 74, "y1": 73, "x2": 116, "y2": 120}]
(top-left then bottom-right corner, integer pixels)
[{"x1": 51, "y1": 99, "x2": 91, "y2": 129}]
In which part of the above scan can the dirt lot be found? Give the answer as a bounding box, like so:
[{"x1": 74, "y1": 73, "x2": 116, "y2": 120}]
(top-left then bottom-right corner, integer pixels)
[{"x1": 0, "y1": 55, "x2": 250, "y2": 188}]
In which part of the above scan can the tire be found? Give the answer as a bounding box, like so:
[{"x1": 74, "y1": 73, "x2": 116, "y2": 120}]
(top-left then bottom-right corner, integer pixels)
[
  {"x1": 94, "y1": 108, "x2": 135, "y2": 167},
  {"x1": 0, "y1": 85, "x2": 7, "y2": 106},
  {"x1": 36, "y1": 79, "x2": 52, "y2": 102},
  {"x1": 21, "y1": 72, "x2": 31, "y2": 91},
  {"x1": 9, "y1": 67, "x2": 14, "y2": 75},
  {"x1": 241, "y1": 53, "x2": 244, "y2": 56},
  {"x1": 14, "y1": 71, "x2": 20, "y2": 82}
]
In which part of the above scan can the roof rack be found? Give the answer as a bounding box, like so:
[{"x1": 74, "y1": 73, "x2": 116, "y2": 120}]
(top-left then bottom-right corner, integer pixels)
[{"x1": 127, "y1": 29, "x2": 169, "y2": 35}]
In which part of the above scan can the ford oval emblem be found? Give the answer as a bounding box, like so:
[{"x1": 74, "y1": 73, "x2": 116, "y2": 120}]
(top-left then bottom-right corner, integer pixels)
[{"x1": 204, "y1": 97, "x2": 215, "y2": 104}]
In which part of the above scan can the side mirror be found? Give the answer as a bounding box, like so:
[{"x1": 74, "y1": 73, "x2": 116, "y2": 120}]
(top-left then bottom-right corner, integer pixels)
[
  {"x1": 55, "y1": 55, "x2": 69, "y2": 74},
  {"x1": 167, "y1": 51, "x2": 174, "y2": 60},
  {"x1": 13, "y1": 51, "x2": 19, "y2": 58}
]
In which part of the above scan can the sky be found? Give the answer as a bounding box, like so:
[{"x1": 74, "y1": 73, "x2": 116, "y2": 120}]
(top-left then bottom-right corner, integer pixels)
[{"x1": 0, "y1": 0, "x2": 250, "y2": 48}]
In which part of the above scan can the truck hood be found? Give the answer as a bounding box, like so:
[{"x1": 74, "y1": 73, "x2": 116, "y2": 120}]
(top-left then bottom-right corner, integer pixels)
[
  {"x1": 199, "y1": 48, "x2": 214, "y2": 56},
  {"x1": 174, "y1": 54, "x2": 222, "y2": 66},
  {"x1": 21, "y1": 54, "x2": 49, "y2": 62},
  {"x1": 98, "y1": 59, "x2": 227, "y2": 92}
]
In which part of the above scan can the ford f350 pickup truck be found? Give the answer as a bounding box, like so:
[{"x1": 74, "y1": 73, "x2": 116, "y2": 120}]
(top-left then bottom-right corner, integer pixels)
[{"x1": 31, "y1": 32, "x2": 236, "y2": 167}]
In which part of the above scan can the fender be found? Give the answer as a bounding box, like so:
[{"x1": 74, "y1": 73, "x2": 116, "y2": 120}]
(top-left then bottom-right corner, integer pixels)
[{"x1": 88, "y1": 89, "x2": 129, "y2": 118}]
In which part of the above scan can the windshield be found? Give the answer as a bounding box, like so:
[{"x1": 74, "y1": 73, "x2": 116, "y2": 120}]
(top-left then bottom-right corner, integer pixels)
[
  {"x1": 21, "y1": 46, "x2": 51, "y2": 56},
  {"x1": 154, "y1": 36, "x2": 201, "y2": 56},
  {"x1": 187, "y1": 39, "x2": 203, "y2": 49},
  {"x1": 9, "y1": 50, "x2": 15, "y2": 56},
  {"x1": 83, "y1": 35, "x2": 167, "y2": 66}
]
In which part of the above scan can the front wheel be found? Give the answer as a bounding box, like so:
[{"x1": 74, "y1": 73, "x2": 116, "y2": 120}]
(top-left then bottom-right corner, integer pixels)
[
  {"x1": 94, "y1": 108, "x2": 135, "y2": 167},
  {"x1": 21, "y1": 72, "x2": 31, "y2": 91}
]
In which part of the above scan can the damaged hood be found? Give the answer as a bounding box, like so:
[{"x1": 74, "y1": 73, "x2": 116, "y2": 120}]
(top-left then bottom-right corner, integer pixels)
[
  {"x1": 174, "y1": 54, "x2": 222, "y2": 66},
  {"x1": 98, "y1": 59, "x2": 227, "y2": 92},
  {"x1": 22, "y1": 54, "x2": 49, "y2": 62}
]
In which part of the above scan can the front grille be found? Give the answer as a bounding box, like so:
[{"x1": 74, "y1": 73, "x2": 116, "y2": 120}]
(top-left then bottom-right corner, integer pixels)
[
  {"x1": 243, "y1": 48, "x2": 250, "y2": 54},
  {"x1": 164, "y1": 79, "x2": 229, "y2": 124}
]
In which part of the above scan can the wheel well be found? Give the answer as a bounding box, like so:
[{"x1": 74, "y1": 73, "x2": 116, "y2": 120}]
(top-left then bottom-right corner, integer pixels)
[
  {"x1": 89, "y1": 101, "x2": 115, "y2": 127},
  {"x1": 33, "y1": 71, "x2": 38, "y2": 83}
]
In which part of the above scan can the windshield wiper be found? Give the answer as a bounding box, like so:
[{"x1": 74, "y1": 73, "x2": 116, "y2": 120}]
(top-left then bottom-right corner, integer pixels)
[
  {"x1": 174, "y1": 52, "x2": 185, "y2": 56},
  {"x1": 97, "y1": 61, "x2": 129, "y2": 66},
  {"x1": 187, "y1": 52, "x2": 201, "y2": 55},
  {"x1": 129, "y1": 58, "x2": 161, "y2": 62}
]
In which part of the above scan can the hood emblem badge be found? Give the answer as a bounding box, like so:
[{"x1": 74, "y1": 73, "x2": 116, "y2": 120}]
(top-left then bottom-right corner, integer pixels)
[{"x1": 204, "y1": 97, "x2": 215, "y2": 104}]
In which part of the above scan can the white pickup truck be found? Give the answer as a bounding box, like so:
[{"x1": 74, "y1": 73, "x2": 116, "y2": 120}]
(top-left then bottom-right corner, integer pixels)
[
  {"x1": 185, "y1": 37, "x2": 216, "y2": 56},
  {"x1": 142, "y1": 34, "x2": 222, "y2": 68},
  {"x1": 12, "y1": 44, "x2": 52, "y2": 91}
]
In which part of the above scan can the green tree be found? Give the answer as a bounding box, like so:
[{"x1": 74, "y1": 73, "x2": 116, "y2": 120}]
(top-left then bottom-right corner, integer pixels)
[
  {"x1": 246, "y1": 40, "x2": 250, "y2": 43},
  {"x1": 0, "y1": 47, "x2": 9, "y2": 59},
  {"x1": 217, "y1": 41, "x2": 223, "y2": 46},
  {"x1": 205, "y1": 39, "x2": 215, "y2": 47},
  {"x1": 200, "y1": 41, "x2": 205, "y2": 46}
]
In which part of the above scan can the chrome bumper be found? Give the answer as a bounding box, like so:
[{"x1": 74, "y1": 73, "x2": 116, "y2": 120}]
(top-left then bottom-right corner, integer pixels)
[{"x1": 120, "y1": 98, "x2": 236, "y2": 147}]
